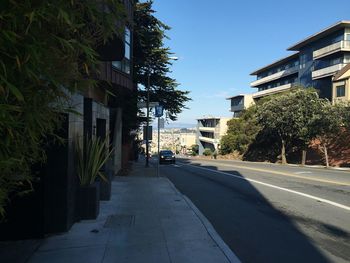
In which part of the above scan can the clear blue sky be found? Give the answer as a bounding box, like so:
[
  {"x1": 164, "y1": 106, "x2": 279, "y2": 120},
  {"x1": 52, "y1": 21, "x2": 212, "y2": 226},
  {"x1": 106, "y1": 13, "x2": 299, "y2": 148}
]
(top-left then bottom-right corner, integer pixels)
[{"x1": 151, "y1": 0, "x2": 349, "y2": 126}]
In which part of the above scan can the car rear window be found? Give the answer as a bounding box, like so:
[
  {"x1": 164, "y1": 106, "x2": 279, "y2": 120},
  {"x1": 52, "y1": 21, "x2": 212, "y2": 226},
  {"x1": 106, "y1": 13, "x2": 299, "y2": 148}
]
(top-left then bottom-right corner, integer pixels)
[{"x1": 161, "y1": 150, "x2": 173, "y2": 155}]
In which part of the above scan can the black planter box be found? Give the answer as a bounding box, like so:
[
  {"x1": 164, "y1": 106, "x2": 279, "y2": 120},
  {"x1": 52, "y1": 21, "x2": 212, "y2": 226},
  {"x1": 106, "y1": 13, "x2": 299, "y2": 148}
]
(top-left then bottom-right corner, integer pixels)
[
  {"x1": 99, "y1": 170, "x2": 113, "y2": 201},
  {"x1": 78, "y1": 183, "x2": 100, "y2": 220}
]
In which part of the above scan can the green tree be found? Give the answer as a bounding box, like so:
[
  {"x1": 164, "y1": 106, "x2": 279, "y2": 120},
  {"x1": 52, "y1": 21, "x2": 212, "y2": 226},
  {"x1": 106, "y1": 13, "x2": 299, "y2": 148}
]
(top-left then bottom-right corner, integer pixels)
[
  {"x1": 0, "y1": 0, "x2": 125, "y2": 219},
  {"x1": 310, "y1": 101, "x2": 345, "y2": 167},
  {"x1": 257, "y1": 88, "x2": 322, "y2": 164},
  {"x1": 133, "y1": 1, "x2": 190, "y2": 121},
  {"x1": 220, "y1": 106, "x2": 260, "y2": 155},
  {"x1": 340, "y1": 103, "x2": 350, "y2": 130},
  {"x1": 190, "y1": 144, "x2": 199, "y2": 155}
]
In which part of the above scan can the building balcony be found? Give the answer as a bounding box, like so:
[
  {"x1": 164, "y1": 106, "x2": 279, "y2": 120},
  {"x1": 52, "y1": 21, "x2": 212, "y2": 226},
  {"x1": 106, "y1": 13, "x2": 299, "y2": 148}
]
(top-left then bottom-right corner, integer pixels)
[
  {"x1": 313, "y1": 40, "x2": 350, "y2": 60},
  {"x1": 198, "y1": 136, "x2": 215, "y2": 144},
  {"x1": 198, "y1": 127, "x2": 215, "y2": 133},
  {"x1": 252, "y1": 83, "x2": 294, "y2": 99},
  {"x1": 250, "y1": 66, "x2": 299, "y2": 87},
  {"x1": 312, "y1": 64, "x2": 346, "y2": 80}
]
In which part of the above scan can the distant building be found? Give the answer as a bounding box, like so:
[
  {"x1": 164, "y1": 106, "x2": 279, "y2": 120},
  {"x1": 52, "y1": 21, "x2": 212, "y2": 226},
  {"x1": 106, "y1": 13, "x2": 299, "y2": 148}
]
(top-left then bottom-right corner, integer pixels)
[
  {"x1": 179, "y1": 133, "x2": 196, "y2": 154},
  {"x1": 196, "y1": 117, "x2": 230, "y2": 155},
  {"x1": 228, "y1": 21, "x2": 350, "y2": 113}
]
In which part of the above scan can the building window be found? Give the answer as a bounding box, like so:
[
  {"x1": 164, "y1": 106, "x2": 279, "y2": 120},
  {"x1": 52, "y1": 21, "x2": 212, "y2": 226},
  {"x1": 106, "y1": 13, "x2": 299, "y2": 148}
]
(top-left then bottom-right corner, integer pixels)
[
  {"x1": 231, "y1": 97, "x2": 243, "y2": 106},
  {"x1": 344, "y1": 54, "x2": 350, "y2": 63},
  {"x1": 112, "y1": 27, "x2": 131, "y2": 74},
  {"x1": 300, "y1": 54, "x2": 308, "y2": 69},
  {"x1": 336, "y1": 85, "x2": 345, "y2": 97}
]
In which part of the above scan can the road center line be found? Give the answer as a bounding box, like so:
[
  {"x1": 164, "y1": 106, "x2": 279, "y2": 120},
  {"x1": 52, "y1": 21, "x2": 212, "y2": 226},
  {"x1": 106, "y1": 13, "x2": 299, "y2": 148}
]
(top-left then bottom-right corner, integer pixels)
[
  {"x1": 188, "y1": 161, "x2": 350, "y2": 186},
  {"x1": 182, "y1": 163, "x2": 350, "y2": 211}
]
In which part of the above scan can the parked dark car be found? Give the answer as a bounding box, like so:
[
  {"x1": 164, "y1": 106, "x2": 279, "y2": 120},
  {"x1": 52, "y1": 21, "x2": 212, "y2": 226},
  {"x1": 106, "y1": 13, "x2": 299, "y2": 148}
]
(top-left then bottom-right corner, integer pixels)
[{"x1": 159, "y1": 150, "x2": 175, "y2": 164}]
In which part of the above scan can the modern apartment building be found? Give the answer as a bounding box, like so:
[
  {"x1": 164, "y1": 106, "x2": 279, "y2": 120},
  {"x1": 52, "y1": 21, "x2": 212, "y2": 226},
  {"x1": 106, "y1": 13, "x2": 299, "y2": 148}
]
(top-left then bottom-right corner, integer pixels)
[
  {"x1": 196, "y1": 117, "x2": 230, "y2": 155},
  {"x1": 227, "y1": 21, "x2": 350, "y2": 115},
  {"x1": 250, "y1": 21, "x2": 350, "y2": 101}
]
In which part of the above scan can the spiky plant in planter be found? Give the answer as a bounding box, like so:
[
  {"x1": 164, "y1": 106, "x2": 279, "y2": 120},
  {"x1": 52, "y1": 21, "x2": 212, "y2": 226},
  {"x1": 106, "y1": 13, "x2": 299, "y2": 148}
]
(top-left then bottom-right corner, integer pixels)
[{"x1": 75, "y1": 136, "x2": 113, "y2": 219}]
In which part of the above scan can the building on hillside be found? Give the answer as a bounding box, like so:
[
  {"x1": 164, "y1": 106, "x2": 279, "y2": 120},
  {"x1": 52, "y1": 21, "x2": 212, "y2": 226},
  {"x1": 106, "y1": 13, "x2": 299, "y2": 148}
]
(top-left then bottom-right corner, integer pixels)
[
  {"x1": 179, "y1": 132, "x2": 196, "y2": 154},
  {"x1": 196, "y1": 117, "x2": 230, "y2": 155},
  {"x1": 332, "y1": 63, "x2": 350, "y2": 104},
  {"x1": 147, "y1": 128, "x2": 196, "y2": 155},
  {"x1": 227, "y1": 21, "x2": 350, "y2": 114}
]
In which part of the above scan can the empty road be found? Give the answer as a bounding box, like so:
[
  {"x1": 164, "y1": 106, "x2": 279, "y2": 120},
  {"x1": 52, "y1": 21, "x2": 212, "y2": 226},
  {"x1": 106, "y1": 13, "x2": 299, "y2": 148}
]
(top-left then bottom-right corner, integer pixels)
[{"x1": 157, "y1": 158, "x2": 350, "y2": 263}]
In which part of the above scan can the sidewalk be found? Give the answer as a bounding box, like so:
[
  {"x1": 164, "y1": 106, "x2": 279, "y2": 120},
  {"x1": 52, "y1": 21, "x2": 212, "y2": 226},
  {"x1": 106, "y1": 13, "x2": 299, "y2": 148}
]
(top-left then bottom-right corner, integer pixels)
[{"x1": 22, "y1": 161, "x2": 240, "y2": 263}]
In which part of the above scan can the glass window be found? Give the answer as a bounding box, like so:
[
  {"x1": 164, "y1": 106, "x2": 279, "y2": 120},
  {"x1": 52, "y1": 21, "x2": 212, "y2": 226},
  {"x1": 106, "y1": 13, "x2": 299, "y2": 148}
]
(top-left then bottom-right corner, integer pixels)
[
  {"x1": 344, "y1": 54, "x2": 350, "y2": 63},
  {"x1": 345, "y1": 34, "x2": 350, "y2": 41},
  {"x1": 112, "y1": 26, "x2": 131, "y2": 74},
  {"x1": 336, "y1": 85, "x2": 345, "y2": 97},
  {"x1": 332, "y1": 57, "x2": 341, "y2": 65},
  {"x1": 112, "y1": 61, "x2": 122, "y2": 70}
]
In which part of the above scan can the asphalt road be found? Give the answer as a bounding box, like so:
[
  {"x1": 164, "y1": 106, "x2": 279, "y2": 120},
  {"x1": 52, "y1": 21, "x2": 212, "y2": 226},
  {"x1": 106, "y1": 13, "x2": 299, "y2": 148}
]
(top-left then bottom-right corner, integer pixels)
[{"x1": 158, "y1": 157, "x2": 350, "y2": 263}]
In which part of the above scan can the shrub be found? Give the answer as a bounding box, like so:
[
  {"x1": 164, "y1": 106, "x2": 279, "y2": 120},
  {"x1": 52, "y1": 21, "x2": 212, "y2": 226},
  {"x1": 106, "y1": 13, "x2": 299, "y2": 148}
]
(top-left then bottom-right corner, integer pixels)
[{"x1": 203, "y1": 148, "x2": 213, "y2": 156}]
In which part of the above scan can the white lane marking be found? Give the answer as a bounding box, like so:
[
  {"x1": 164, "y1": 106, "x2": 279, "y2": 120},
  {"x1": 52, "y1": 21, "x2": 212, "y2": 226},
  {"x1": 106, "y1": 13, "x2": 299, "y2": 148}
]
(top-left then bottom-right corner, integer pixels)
[
  {"x1": 173, "y1": 164, "x2": 182, "y2": 167},
  {"x1": 294, "y1": 171, "x2": 312, "y2": 174},
  {"x1": 187, "y1": 161, "x2": 349, "y2": 186},
  {"x1": 182, "y1": 163, "x2": 350, "y2": 211}
]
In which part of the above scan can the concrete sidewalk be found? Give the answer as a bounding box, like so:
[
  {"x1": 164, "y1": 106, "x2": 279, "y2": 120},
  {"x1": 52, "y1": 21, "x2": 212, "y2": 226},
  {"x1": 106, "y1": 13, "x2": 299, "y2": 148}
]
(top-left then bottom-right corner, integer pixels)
[{"x1": 22, "y1": 161, "x2": 240, "y2": 263}]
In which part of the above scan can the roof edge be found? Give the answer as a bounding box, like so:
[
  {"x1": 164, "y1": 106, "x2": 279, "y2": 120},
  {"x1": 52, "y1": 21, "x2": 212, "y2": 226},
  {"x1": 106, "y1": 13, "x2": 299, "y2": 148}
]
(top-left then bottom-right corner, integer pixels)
[
  {"x1": 287, "y1": 20, "x2": 350, "y2": 51},
  {"x1": 250, "y1": 52, "x2": 299, "y2": 75}
]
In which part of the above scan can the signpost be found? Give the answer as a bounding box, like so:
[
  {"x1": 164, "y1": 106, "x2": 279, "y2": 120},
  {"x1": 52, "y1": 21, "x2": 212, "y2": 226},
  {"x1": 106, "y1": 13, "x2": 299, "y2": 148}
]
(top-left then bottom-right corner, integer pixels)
[
  {"x1": 138, "y1": 101, "x2": 159, "y2": 167},
  {"x1": 155, "y1": 105, "x2": 164, "y2": 177}
]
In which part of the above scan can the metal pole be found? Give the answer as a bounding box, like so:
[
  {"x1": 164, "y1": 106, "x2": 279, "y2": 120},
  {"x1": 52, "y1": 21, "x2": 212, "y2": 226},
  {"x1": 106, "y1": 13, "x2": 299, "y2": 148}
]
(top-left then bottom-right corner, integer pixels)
[
  {"x1": 145, "y1": 72, "x2": 150, "y2": 167},
  {"x1": 157, "y1": 116, "x2": 160, "y2": 177}
]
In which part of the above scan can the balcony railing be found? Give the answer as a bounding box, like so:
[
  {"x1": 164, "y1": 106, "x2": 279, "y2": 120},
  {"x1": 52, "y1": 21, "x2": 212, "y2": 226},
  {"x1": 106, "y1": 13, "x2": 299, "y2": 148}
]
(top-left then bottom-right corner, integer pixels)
[
  {"x1": 252, "y1": 83, "x2": 294, "y2": 99},
  {"x1": 198, "y1": 136, "x2": 215, "y2": 144},
  {"x1": 313, "y1": 40, "x2": 350, "y2": 60},
  {"x1": 312, "y1": 64, "x2": 346, "y2": 80},
  {"x1": 198, "y1": 127, "x2": 215, "y2": 132},
  {"x1": 251, "y1": 66, "x2": 299, "y2": 87}
]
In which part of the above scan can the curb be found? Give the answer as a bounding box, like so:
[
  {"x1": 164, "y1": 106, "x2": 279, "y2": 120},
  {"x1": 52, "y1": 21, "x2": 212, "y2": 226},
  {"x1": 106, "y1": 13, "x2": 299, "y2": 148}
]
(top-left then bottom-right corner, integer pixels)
[{"x1": 166, "y1": 179, "x2": 241, "y2": 263}]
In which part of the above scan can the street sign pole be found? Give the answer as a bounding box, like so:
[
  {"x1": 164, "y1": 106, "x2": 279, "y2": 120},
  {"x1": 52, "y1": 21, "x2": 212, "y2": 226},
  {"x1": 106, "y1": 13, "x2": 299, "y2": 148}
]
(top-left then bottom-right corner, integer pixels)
[
  {"x1": 145, "y1": 73, "x2": 150, "y2": 168},
  {"x1": 155, "y1": 105, "x2": 164, "y2": 177},
  {"x1": 157, "y1": 116, "x2": 160, "y2": 177}
]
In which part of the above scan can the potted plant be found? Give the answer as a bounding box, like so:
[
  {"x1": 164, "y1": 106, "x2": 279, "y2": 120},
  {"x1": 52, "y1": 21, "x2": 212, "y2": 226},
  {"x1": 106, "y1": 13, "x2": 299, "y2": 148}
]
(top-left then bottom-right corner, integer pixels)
[{"x1": 75, "y1": 136, "x2": 113, "y2": 219}]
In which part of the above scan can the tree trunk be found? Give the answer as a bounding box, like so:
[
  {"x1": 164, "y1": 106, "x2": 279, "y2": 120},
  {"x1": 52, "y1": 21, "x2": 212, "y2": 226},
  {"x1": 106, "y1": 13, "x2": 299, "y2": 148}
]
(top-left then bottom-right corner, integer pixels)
[
  {"x1": 281, "y1": 140, "x2": 287, "y2": 164},
  {"x1": 324, "y1": 144, "x2": 329, "y2": 168},
  {"x1": 301, "y1": 149, "x2": 307, "y2": 166}
]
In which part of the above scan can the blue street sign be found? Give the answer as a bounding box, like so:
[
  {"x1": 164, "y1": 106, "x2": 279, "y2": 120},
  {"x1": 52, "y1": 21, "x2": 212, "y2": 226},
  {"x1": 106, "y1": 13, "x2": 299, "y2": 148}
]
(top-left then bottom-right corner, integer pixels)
[{"x1": 155, "y1": 105, "x2": 164, "y2": 117}]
